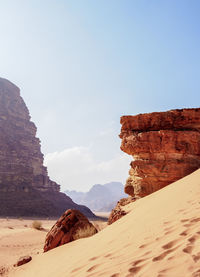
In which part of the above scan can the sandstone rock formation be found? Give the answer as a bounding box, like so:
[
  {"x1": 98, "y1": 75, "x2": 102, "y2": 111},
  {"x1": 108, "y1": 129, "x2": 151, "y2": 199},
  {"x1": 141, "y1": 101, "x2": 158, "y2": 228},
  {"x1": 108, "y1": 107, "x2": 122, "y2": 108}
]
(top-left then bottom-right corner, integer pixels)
[
  {"x1": 14, "y1": 256, "x2": 32, "y2": 267},
  {"x1": 0, "y1": 77, "x2": 95, "y2": 218},
  {"x1": 109, "y1": 108, "x2": 200, "y2": 224},
  {"x1": 120, "y1": 108, "x2": 200, "y2": 198},
  {"x1": 44, "y1": 209, "x2": 98, "y2": 252},
  {"x1": 107, "y1": 197, "x2": 133, "y2": 225}
]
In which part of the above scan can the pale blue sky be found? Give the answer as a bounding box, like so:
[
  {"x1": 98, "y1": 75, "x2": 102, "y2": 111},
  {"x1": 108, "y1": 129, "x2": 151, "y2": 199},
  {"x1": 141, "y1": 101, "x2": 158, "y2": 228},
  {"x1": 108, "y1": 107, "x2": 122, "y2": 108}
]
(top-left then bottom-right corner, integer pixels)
[{"x1": 0, "y1": 1, "x2": 199, "y2": 190}]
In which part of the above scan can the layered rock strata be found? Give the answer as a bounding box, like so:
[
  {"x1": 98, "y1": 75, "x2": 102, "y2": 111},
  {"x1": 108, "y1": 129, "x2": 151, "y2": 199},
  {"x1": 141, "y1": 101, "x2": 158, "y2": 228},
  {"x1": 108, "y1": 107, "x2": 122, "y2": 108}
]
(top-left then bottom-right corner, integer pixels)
[
  {"x1": 120, "y1": 108, "x2": 200, "y2": 198},
  {"x1": 0, "y1": 77, "x2": 95, "y2": 218},
  {"x1": 109, "y1": 108, "x2": 200, "y2": 224}
]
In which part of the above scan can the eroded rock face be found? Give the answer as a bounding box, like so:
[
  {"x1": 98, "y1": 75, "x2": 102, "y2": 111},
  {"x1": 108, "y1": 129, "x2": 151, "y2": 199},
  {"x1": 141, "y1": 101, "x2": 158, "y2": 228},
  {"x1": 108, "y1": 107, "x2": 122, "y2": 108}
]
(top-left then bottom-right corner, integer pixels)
[
  {"x1": 0, "y1": 77, "x2": 95, "y2": 218},
  {"x1": 0, "y1": 77, "x2": 59, "y2": 194},
  {"x1": 108, "y1": 108, "x2": 200, "y2": 224},
  {"x1": 44, "y1": 209, "x2": 98, "y2": 252},
  {"x1": 108, "y1": 197, "x2": 134, "y2": 225},
  {"x1": 14, "y1": 256, "x2": 32, "y2": 267},
  {"x1": 120, "y1": 108, "x2": 200, "y2": 198}
]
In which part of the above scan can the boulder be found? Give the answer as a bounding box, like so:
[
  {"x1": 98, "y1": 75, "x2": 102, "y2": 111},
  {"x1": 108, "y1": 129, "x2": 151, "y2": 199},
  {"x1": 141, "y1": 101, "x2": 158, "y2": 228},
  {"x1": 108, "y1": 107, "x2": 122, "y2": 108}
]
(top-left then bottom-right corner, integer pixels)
[
  {"x1": 108, "y1": 197, "x2": 134, "y2": 225},
  {"x1": 14, "y1": 256, "x2": 32, "y2": 267},
  {"x1": 44, "y1": 209, "x2": 98, "y2": 252}
]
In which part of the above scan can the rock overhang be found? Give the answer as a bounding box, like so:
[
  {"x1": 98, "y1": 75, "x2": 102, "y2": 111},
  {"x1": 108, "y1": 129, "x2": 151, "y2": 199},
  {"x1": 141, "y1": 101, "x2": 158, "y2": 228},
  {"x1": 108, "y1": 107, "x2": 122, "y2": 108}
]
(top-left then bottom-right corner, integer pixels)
[{"x1": 120, "y1": 108, "x2": 200, "y2": 198}]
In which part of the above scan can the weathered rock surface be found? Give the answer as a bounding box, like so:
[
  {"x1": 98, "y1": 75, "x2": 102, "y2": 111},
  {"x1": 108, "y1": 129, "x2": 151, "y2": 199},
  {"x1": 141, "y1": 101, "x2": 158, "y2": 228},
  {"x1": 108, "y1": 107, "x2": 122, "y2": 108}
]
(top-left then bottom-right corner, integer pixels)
[
  {"x1": 0, "y1": 77, "x2": 95, "y2": 218},
  {"x1": 14, "y1": 256, "x2": 32, "y2": 267},
  {"x1": 108, "y1": 197, "x2": 134, "y2": 225},
  {"x1": 109, "y1": 108, "x2": 200, "y2": 224},
  {"x1": 44, "y1": 209, "x2": 98, "y2": 252},
  {"x1": 120, "y1": 108, "x2": 200, "y2": 198}
]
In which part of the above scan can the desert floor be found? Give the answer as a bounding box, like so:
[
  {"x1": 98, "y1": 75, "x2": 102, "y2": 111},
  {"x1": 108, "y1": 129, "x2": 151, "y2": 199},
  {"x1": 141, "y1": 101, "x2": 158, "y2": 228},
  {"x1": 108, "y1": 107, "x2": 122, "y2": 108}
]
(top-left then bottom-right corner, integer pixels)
[{"x1": 0, "y1": 216, "x2": 108, "y2": 276}]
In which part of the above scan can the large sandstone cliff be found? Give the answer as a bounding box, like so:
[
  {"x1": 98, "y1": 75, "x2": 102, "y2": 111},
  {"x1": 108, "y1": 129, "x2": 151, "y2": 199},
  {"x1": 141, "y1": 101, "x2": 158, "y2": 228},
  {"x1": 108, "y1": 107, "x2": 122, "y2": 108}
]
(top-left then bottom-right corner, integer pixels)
[
  {"x1": 120, "y1": 108, "x2": 200, "y2": 197},
  {"x1": 108, "y1": 108, "x2": 200, "y2": 224},
  {"x1": 0, "y1": 77, "x2": 94, "y2": 218}
]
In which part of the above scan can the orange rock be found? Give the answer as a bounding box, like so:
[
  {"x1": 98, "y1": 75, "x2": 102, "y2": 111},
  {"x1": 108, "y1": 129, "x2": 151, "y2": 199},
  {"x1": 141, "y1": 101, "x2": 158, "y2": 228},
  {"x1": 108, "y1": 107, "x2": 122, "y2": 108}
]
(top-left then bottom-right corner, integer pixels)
[
  {"x1": 108, "y1": 197, "x2": 134, "y2": 225},
  {"x1": 14, "y1": 256, "x2": 32, "y2": 267},
  {"x1": 44, "y1": 209, "x2": 98, "y2": 252},
  {"x1": 120, "y1": 108, "x2": 200, "y2": 197},
  {"x1": 108, "y1": 108, "x2": 200, "y2": 224}
]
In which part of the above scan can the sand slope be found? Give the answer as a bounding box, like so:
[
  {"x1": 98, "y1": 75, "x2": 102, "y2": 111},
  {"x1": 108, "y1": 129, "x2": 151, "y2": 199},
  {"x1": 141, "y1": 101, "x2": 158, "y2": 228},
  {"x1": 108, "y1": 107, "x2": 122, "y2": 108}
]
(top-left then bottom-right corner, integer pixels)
[
  {"x1": 0, "y1": 219, "x2": 56, "y2": 275},
  {"x1": 10, "y1": 169, "x2": 200, "y2": 277}
]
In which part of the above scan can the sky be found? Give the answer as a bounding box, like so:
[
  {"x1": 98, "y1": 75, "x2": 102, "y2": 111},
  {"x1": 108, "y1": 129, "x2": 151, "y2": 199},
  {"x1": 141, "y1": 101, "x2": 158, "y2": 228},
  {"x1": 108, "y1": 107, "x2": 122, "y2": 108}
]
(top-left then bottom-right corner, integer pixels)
[{"x1": 0, "y1": 0, "x2": 199, "y2": 191}]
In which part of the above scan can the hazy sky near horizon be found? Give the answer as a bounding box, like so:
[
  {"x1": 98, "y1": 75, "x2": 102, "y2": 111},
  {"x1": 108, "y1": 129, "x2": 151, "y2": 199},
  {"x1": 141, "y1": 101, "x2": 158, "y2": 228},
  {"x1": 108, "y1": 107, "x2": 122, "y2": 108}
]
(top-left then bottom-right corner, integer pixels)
[{"x1": 0, "y1": 1, "x2": 199, "y2": 191}]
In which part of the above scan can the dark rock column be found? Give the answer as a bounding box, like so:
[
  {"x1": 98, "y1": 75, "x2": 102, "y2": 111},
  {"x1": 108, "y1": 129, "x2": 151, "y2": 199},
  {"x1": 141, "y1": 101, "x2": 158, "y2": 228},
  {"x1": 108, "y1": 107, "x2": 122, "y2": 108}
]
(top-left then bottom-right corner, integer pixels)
[{"x1": 0, "y1": 77, "x2": 95, "y2": 218}]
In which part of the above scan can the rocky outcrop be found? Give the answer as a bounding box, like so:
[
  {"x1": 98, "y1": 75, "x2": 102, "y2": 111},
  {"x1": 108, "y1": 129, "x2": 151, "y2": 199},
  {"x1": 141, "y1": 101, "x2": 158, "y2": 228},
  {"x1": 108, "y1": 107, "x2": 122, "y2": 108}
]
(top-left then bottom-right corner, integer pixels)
[
  {"x1": 120, "y1": 108, "x2": 200, "y2": 198},
  {"x1": 108, "y1": 197, "x2": 134, "y2": 224},
  {"x1": 0, "y1": 77, "x2": 95, "y2": 218},
  {"x1": 14, "y1": 256, "x2": 32, "y2": 267},
  {"x1": 109, "y1": 108, "x2": 200, "y2": 224},
  {"x1": 44, "y1": 209, "x2": 98, "y2": 252}
]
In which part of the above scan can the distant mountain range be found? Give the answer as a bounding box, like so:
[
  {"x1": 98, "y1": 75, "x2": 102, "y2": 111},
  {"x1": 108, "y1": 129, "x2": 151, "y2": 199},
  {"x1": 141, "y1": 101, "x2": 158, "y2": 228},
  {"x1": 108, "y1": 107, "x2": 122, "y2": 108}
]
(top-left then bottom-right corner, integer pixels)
[{"x1": 64, "y1": 182, "x2": 127, "y2": 212}]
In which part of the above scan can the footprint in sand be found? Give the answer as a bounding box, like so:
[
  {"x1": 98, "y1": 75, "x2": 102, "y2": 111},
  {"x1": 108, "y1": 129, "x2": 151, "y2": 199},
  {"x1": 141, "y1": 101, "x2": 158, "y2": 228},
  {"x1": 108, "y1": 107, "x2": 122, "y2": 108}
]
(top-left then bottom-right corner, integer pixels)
[
  {"x1": 138, "y1": 244, "x2": 147, "y2": 249},
  {"x1": 104, "y1": 253, "x2": 112, "y2": 258},
  {"x1": 164, "y1": 225, "x2": 173, "y2": 231},
  {"x1": 110, "y1": 274, "x2": 120, "y2": 277},
  {"x1": 190, "y1": 217, "x2": 200, "y2": 223},
  {"x1": 159, "y1": 268, "x2": 170, "y2": 274},
  {"x1": 164, "y1": 226, "x2": 175, "y2": 235},
  {"x1": 180, "y1": 218, "x2": 190, "y2": 223},
  {"x1": 142, "y1": 250, "x2": 152, "y2": 256},
  {"x1": 71, "y1": 266, "x2": 84, "y2": 273},
  {"x1": 89, "y1": 256, "x2": 98, "y2": 261},
  {"x1": 179, "y1": 230, "x2": 189, "y2": 236},
  {"x1": 131, "y1": 259, "x2": 145, "y2": 266},
  {"x1": 162, "y1": 240, "x2": 178, "y2": 250},
  {"x1": 87, "y1": 264, "x2": 99, "y2": 272},
  {"x1": 152, "y1": 248, "x2": 175, "y2": 262},
  {"x1": 192, "y1": 269, "x2": 200, "y2": 277},
  {"x1": 155, "y1": 237, "x2": 161, "y2": 241},
  {"x1": 164, "y1": 230, "x2": 174, "y2": 235},
  {"x1": 192, "y1": 253, "x2": 200, "y2": 263},
  {"x1": 188, "y1": 235, "x2": 198, "y2": 243},
  {"x1": 182, "y1": 244, "x2": 194, "y2": 254},
  {"x1": 128, "y1": 266, "x2": 141, "y2": 274}
]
